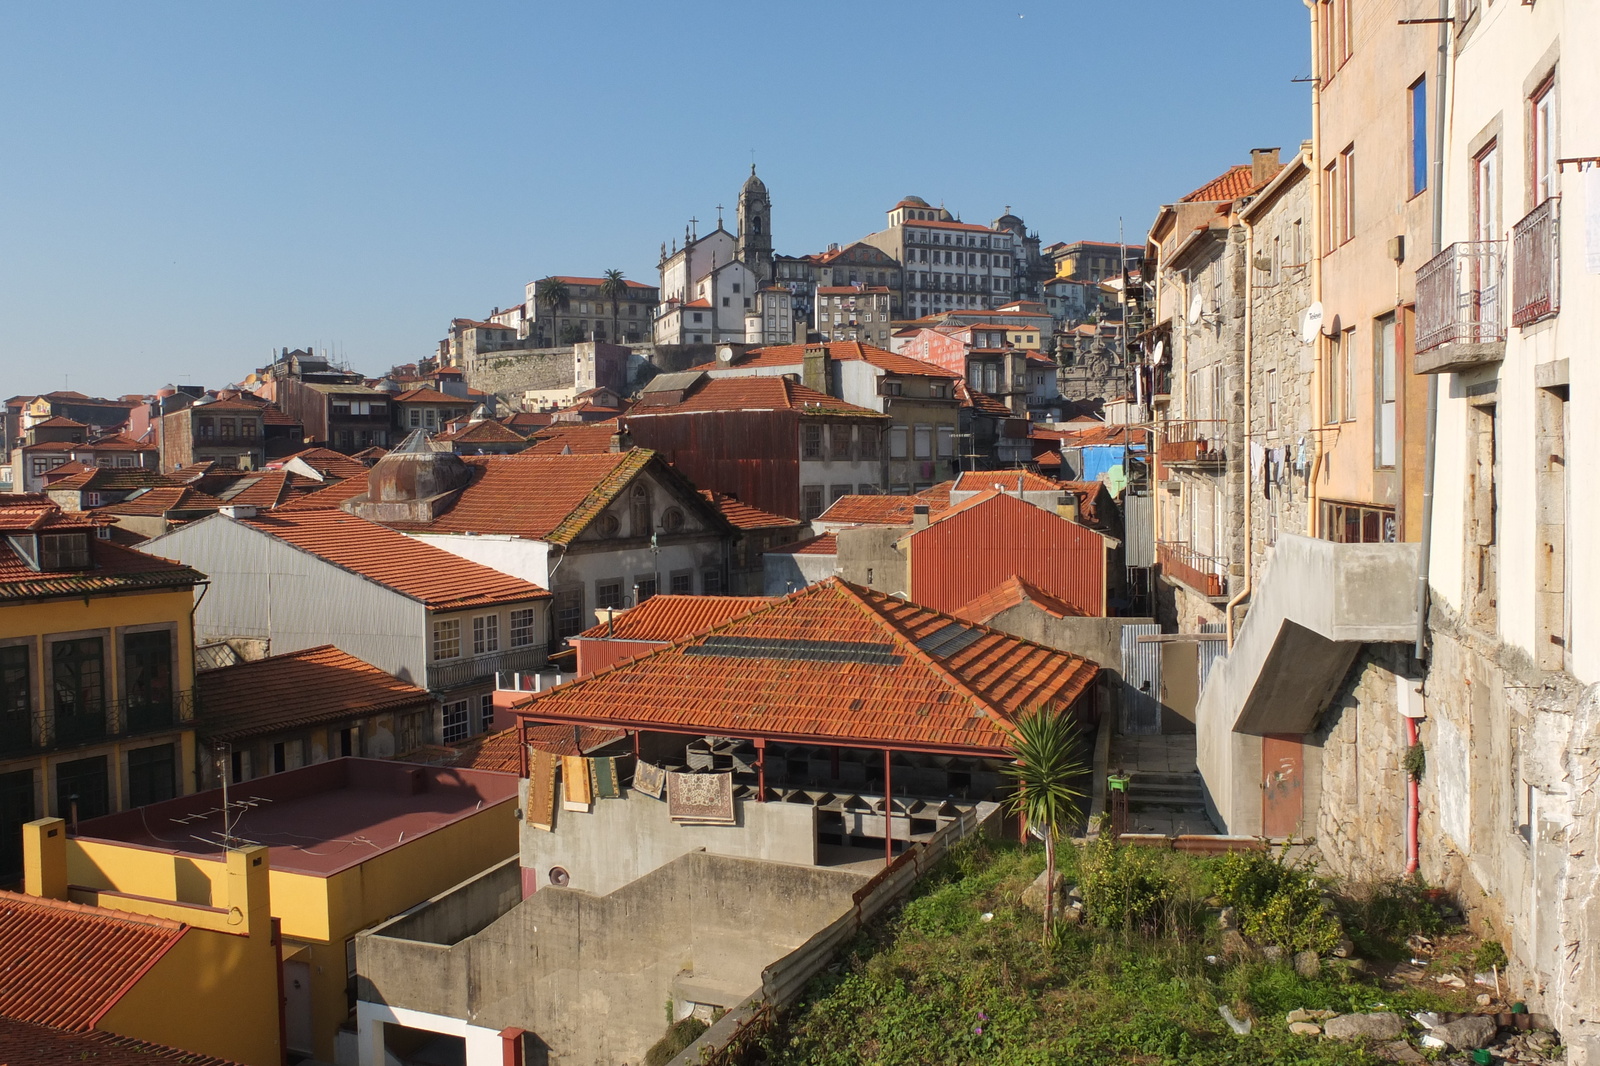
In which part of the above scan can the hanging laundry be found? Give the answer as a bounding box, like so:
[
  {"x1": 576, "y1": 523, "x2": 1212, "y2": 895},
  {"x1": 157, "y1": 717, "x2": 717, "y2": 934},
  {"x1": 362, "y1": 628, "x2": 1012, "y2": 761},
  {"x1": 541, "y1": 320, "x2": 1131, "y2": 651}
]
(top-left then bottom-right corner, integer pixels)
[
  {"x1": 527, "y1": 750, "x2": 558, "y2": 831},
  {"x1": 633, "y1": 759, "x2": 666, "y2": 799},
  {"x1": 666, "y1": 770, "x2": 736, "y2": 825},
  {"x1": 591, "y1": 756, "x2": 623, "y2": 800},
  {"x1": 562, "y1": 754, "x2": 593, "y2": 812}
]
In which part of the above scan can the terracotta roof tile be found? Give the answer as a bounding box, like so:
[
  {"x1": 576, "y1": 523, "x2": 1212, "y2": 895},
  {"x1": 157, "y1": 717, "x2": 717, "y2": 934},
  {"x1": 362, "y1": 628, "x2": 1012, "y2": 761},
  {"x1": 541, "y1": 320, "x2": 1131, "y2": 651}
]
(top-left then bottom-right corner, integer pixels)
[
  {"x1": 218, "y1": 471, "x2": 293, "y2": 509},
  {"x1": 687, "y1": 341, "x2": 958, "y2": 380},
  {"x1": 512, "y1": 578, "x2": 1098, "y2": 755},
  {"x1": 952, "y1": 575, "x2": 1088, "y2": 625},
  {"x1": 700, "y1": 491, "x2": 798, "y2": 531},
  {"x1": 1179, "y1": 163, "x2": 1272, "y2": 203},
  {"x1": 818, "y1": 494, "x2": 941, "y2": 526},
  {"x1": 196, "y1": 645, "x2": 433, "y2": 741},
  {"x1": 232, "y1": 510, "x2": 550, "y2": 610},
  {"x1": 452, "y1": 723, "x2": 625, "y2": 771},
  {"x1": 42, "y1": 468, "x2": 183, "y2": 494},
  {"x1": 393, "y1": 388, "x2": 467, "y2": 404},
  {"x1": 631, "y1": 376, "x2": 884, "y2": 417},
  {"x1": 98, "y1": 487, "x2": 228, "y2": 516},
  {"x1": 524, "y1": 422, "x2": 623, "y2": 456},
  {"x1": 0, "y1": 501, "x2": 202, "y2": 602},
  {"x1": 548, "y1": 275, "x2": 656, "y2": 290},
  {"x1": 952, "y1": 470, "x2": 1064, "y2": 494},
  {"x1": 270, "y1": 448, "x2": 369, "y2": 481},
  {"x1": 78, "y1": 433, "x2": 154, "y2": 452},
  {"x1": 0, "y1": 892, "x2": 185, "y2": 1031},
  {"x1": 435, "y1": 419, "x2": 527, "y2": 445},
  {"x1": 574, "y1": 595, "x2": 775, "y2": 642},
  {"x1": 0, "y1": 1017, "x2": 242, "y2": 1065},
  {"x1": 764, "y1": 532, "x2": 836, "y2": 556},
  {"x1": 28, "y1": 416, "x2": 86, "y2": 429},
  {"x1": 0, "y1": 496, "x2": 114, "y2": 532}
]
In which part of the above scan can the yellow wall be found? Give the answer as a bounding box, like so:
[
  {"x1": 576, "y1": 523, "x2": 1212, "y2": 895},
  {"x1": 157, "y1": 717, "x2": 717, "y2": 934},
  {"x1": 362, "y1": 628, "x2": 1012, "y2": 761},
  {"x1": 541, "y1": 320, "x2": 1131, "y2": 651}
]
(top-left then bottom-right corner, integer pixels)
[
  {"x1": 70, "y1": 799, "x2": 516, "y2": 1063},
  {"x1": 0, "y1": 587, "x2": 199, "y2": 818}
]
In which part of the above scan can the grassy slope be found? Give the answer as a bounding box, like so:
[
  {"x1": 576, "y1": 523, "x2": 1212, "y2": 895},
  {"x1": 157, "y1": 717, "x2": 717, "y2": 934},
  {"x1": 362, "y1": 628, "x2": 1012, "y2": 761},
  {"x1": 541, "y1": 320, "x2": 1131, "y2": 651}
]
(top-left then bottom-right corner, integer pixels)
[{"x1": 767, "y1": 837, "x2": 1473, "y2": 1066}]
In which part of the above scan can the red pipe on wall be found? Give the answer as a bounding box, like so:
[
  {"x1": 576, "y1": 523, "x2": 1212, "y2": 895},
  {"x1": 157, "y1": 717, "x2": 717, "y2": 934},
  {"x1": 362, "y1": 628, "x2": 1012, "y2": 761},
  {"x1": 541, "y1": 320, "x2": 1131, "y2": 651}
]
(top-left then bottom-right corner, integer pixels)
[{"x1": 1405, "y1": 715, "x2": 1420, "y2": 875}]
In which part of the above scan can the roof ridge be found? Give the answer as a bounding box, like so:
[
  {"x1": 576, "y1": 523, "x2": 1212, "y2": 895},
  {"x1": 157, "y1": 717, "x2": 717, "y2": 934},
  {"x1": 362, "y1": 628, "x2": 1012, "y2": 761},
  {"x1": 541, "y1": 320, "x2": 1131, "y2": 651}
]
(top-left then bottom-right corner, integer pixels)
[
  {"x1": 826, "y1": 579, "x2": 1015, "y2": 734},
  {"x1": 543, "y1": 448, "x2": 654, "y2": 545}
]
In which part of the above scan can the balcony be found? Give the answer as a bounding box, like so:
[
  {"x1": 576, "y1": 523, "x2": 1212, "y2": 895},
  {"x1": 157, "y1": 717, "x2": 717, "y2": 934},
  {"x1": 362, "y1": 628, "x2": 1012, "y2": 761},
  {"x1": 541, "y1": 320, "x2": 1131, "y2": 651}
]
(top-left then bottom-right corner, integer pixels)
[
  {"x1": 1157, "y1": 541, "x2": 1228, "y2": 599},
  {"x1": 1414, "y1": 240, "x2": 1506, "y2": 374},
  {"x1": 426, "y1": 646, "x2": 546, "y2": 694},
  {"x1": 1, "y1": 690, "x2": 196, "y2": 756},
  {"x1": 1157, "y1": 421, "x2": 1226, "y2": 471},
  {"x1": 1512, "y1": 197, "x2": 1560, "y2": 328}
]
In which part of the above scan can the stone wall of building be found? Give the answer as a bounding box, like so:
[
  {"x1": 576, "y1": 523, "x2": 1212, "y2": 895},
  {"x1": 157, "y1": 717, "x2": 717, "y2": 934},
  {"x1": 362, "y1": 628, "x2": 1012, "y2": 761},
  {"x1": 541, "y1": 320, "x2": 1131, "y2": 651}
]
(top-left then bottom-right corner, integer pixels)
[{"x1": 1310, "y1": 643, "x2": 1409, "y2": 880}]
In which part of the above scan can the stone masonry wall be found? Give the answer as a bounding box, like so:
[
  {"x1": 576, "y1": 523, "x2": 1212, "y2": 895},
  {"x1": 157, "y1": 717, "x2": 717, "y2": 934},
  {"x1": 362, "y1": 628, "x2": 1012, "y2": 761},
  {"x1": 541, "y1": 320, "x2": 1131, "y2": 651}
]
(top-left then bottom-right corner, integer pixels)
[{"x1": 1310, "y1": 643, "x2": 1408, "y2": 880}]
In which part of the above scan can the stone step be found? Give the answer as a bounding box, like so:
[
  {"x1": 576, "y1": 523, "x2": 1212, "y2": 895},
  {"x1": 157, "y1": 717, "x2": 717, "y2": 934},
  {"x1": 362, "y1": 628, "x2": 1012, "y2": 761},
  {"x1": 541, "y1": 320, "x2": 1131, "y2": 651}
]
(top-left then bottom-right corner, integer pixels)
[
  {"x1": 1127, "y1": 785, "x2": 1206, "y2": 803},
  {"x1": 1127, "y1": 798, "x2": 1210, "y2": 814},
  {"x1": 1128, "y1": 771, "x2": 1203, "y2": 787}
]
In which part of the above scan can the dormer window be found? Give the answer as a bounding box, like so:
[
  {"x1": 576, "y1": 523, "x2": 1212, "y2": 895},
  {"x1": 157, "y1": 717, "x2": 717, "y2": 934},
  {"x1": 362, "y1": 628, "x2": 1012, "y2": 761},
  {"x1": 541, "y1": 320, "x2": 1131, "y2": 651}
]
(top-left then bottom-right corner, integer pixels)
[{"x1": 41, "y1": 532, "x2": 91, "y2": 571}]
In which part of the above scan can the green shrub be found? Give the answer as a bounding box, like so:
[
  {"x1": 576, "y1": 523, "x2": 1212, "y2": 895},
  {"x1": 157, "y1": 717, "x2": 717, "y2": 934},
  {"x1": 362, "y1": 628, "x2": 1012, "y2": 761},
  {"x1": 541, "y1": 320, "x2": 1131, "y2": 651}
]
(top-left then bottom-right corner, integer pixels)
[
  {"x1": 1077, "y1": 838, "x2": 1177, "y2": 932},
  {"x1": 1475, "y1": 939, "x2": 1508, "y2": 972},
  {"x1": 1339, "y1": 879, "x2": 1455, "y2": 959},
  {"x1": 1214, "y1": 848, "x2": 1342, "y2": 955},
  {"x1": 643, "y1": 1017, "x2": 707, "y2": 1066}
]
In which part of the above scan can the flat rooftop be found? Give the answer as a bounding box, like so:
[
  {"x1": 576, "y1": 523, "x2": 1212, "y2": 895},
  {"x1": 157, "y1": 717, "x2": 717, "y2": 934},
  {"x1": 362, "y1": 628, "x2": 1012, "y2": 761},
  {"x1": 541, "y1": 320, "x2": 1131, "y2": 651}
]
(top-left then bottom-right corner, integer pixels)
[{"x1": 75, "y1": 758, "x2": 518, "y2": 877}]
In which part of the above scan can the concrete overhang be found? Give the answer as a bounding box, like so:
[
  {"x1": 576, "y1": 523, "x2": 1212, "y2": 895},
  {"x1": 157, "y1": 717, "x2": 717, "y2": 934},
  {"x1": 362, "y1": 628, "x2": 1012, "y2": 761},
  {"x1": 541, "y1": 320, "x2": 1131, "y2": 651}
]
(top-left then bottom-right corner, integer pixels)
[{"x1": 1221, "y1": 535, "x2": 1419, "y2": 736}]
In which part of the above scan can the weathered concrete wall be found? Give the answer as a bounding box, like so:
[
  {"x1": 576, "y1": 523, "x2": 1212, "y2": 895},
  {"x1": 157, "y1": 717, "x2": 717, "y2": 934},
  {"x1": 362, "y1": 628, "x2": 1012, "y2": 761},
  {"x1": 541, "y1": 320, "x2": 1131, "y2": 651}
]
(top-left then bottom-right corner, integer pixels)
[
  {"x1": 361, "y1": 851, "x2": 865, "y2": 1066},
  {"x1": 834, "y1": 526, "x2": 908, "y2": 594},
  {"x1": 376, "y1": 858, "x2": 522, "y2": 946},
  {"x1": 465, "y1": 347, "x2": 575, "y2": 403},
  {"x1": 518, "y1": 787, "x2": 817, "y2": 897}
]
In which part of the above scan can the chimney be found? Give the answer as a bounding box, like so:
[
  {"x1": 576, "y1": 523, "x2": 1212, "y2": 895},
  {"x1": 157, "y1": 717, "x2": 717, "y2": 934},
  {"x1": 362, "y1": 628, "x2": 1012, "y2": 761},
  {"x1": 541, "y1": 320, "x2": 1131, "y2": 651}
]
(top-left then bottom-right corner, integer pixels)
[
  {"x1": 802, "y1": 345, "x2": 832, "y2": 395},
  {"x1": 1250, "y1": 147, "x2": 1281, "y2": 186},
  {"x1": 608, "y1": 428, "x2": 633, "y2": 452},
  {"x1": 911, "y1": 504, "x2": 930, "y2": 532},
  {"x1": 1056, "y1": 493, "x2": 1079, "y2": 523},
  {"x1": 22, "y1": 818, "x2": 67, "y2": 900},
  {"x1": 220, "y1": 504, "x2": 258, "y2": 520}
]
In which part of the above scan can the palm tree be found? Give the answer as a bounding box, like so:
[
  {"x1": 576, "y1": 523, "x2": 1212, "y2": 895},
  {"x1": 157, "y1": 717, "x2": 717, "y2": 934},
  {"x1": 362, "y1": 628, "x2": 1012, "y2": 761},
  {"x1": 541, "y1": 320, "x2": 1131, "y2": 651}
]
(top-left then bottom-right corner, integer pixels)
[
  {"x1": 600, "y1": 269, "x2": 627, "y2": 343},
  {"x1": 539, "y1": 277, "x2": 570, "y2": 347},
  {"x1": 1002, "y1": 706, "x2": 1088, "y2": 943}
]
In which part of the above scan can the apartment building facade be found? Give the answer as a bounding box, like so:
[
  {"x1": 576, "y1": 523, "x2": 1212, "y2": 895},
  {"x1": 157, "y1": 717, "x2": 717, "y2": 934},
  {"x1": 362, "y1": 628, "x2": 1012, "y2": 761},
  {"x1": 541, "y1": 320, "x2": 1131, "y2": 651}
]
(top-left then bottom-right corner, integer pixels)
[{"x1": 860, "y1": 196, "x2": 1021, "y2": 318}]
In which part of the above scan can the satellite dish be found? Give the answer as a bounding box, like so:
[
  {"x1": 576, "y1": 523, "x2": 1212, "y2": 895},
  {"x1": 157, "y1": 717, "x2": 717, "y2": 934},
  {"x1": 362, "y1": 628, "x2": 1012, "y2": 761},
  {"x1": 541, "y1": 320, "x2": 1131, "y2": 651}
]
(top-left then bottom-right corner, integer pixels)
[
  {"x1": 1151, "y1": 339, "x2": 1165, "y2": 363},
  {"x1": 1300, "y1": 301, "x2": 1324, "y2": 343},
  {"x1": 1188, "y1": 294, "x2": 1204, "y2": 325}
]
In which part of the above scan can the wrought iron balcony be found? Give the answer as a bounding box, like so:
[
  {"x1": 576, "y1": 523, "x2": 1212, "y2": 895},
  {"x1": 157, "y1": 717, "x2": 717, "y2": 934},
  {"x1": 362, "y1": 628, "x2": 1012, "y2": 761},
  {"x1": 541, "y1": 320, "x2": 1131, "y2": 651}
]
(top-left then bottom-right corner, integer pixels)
[
  {"x1": 0, "y1": 690, "x2": 195, "y2": 757},
  {"x1": 1157, "y1": 541, "x2": 1228, "y2": 599},
  {"x1": 1511, "y1": 197, "x2": 1560, "y2": 328},
  {"x1": 1415, "y1": 240, "x2": 1506, "y2": 373}
]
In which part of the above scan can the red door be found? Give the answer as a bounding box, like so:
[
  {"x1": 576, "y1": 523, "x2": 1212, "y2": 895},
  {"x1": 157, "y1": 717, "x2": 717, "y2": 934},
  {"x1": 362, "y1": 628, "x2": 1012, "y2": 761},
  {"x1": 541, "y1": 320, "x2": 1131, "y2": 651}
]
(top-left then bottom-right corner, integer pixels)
[{"x1": 1261, "y1": 735, "x2": 1304, "y2": 839}]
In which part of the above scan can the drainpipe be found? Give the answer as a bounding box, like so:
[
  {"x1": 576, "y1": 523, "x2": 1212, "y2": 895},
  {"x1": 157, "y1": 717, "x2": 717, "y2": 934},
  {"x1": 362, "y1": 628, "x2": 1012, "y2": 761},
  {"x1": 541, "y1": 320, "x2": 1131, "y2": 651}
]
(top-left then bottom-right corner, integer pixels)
[
  {"x1": 1226, "y1": 213, "x2": 1255, "y2": 649},
  {"x1": 1304, "y1": 0, "x2": 1325, "y2": 537},
  {"x1": 1405, "y1": 714, "x2": 1421, "y2": 874},
  {"x1": 1414, "y1": 0, "x2": 1450, "y2": 661}
]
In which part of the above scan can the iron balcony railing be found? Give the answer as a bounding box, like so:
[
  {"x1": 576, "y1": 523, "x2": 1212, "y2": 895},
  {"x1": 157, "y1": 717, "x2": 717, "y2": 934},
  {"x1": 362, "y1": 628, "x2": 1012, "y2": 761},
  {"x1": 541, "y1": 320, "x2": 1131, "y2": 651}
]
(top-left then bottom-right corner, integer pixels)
[
  {"x1": 1415, "y1": 240, "x2": 1506, "y2": 353},
  {"x1": 1511, "y1": 197, "x2": 1560, "y2": 328},
  {"x1": 0, "y1": 690, "x2": 196, "y2": 757},
  {"x1": 427, "y1": 646, "x2": 545, "y2": 694},
  {"x1": 1157, "y1": 541, "x2": 1228, "y2": 599}
]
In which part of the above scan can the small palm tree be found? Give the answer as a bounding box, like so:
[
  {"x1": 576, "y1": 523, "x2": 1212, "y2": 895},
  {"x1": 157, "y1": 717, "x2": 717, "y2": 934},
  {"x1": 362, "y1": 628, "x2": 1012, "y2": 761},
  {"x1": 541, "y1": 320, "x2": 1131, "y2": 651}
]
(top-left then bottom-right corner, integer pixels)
[
  {"x1": 1002, "y1": 706, "x2": 1088, "y2": 943},
  {"x1": 539, "y1": 277, "x2": 570, "y2": 347},
  {"x1": 600, "y1": 269, "x2": 627, "y2": 343}
]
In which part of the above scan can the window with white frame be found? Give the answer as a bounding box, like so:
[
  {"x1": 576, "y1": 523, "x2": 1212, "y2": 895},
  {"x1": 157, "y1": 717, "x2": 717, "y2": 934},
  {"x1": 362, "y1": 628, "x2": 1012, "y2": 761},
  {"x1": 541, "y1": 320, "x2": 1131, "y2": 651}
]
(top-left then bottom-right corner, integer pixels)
[
  {"x1": 441, "y1": 700, "x2": 469, "y2": 744},
  {"x1": 473, "y1": 614, "x2": 499, "y2": 655},
  {"x1": 431, "y1": 618, "x2": 461, "y2": 661},
  {"x1": 479, "y1": 693, "x2": 494, "y2": 732},
  {"x1": 509, "y1": 608, "x2": 536, "y2": 648}
]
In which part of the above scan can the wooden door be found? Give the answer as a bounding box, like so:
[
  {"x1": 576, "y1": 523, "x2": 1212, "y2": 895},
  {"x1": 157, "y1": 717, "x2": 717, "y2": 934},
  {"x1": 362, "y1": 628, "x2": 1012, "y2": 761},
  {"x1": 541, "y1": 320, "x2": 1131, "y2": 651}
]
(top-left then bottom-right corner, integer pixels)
[{"x1": 1261, "y1": 735, "x2": 1304, "y2": 838}]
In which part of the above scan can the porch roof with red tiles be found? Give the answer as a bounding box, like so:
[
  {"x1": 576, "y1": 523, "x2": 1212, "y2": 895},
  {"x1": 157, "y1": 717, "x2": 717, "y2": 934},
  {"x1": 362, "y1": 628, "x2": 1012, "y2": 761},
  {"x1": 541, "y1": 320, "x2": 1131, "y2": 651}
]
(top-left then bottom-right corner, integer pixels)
[
  {"x1": 196, "y1": 644, "x2": 433, "y2": 742},
  {"x1": 512, "y1": 578, "x2": 1098, "y2": 755},
  {"x1": 453, "y1": 724, "x2": 627, "y2": 771},
  {"x1": 952, "y1": 575, "x2": 1088, "y2": 625},
  {"x1": 235, "y1": 509, "x2": 549, "y2": 609},
  {"x1": 573, "y1": 594, "x2": 775, "y2": 642},
  {"x1": 0, "y1": 892, "x2": 186, "y2": 1031},
  {"x1": 631, "y1": 376, "x2": 885, "y2": 417}
]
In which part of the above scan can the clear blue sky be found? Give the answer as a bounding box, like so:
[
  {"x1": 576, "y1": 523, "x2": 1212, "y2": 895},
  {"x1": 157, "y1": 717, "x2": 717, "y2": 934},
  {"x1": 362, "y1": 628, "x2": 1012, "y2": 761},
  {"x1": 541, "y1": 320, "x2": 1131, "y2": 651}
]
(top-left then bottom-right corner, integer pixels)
[{"x1": 0, "y1": 1, "x2": 1310, "y2": 398}]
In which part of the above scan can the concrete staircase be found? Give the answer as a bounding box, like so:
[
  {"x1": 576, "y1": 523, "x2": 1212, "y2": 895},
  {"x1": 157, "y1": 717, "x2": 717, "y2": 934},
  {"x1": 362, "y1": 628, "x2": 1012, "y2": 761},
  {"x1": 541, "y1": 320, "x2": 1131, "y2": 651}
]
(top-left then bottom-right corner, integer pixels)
[{"x1": 1126, "y1": 770, "x2": 1208, "y2": 815}]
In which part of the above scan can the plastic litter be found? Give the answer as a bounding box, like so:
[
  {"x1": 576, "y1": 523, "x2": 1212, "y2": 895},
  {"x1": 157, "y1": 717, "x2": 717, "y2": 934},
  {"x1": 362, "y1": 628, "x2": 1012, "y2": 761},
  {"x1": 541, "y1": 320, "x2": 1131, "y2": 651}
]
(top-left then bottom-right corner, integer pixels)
[
  {"x1": 1420, "y1": 1034, "x2": 1448, "y2": 1050},
  {"x1": 1204, "y1": 955, "x2": 1222, "y2": 965},
  {"x1": 1475, "y1": 972, "x2": 1498, "y2": 987},
  {"x1": 1219, "y1": 1006, "x2": 1252, "y2": 1035},
  {"x1": 1413, "y1": 1012, "x2": 1442, "y2": 1029},
  {"x1": 980, "y1": 912, "x2": 994, "y2": 922}
]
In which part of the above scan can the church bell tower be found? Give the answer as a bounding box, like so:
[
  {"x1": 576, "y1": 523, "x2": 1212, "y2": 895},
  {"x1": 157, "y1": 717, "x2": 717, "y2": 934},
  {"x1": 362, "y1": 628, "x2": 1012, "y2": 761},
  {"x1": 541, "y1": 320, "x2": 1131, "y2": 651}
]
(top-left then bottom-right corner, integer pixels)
[{"x1": 737, "y1": 166, "x2": 773, "y2": 283}]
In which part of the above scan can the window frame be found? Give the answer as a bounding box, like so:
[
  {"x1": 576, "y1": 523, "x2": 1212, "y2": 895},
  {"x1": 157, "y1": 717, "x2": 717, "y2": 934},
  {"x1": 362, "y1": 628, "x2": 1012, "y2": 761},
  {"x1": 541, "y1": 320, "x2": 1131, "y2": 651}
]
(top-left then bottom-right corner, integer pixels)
[{"x1": 431, "y1": 618, "x2": 462, "y2": 661}]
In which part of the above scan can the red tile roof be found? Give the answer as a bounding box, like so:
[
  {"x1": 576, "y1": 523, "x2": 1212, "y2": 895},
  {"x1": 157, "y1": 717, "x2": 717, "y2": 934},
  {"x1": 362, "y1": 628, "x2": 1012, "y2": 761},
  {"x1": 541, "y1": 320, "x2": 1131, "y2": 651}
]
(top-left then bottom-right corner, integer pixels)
[
  {"x1": 701, "y1": 491, "x2": 802, "y2": 531},
  {"x1": 1180, "y1": 163, "x2": 1270, "y2": 203},
  {"x1": 435, "y1": 419, "x2": 527, "y2": 445},
  {"x1": 0, "y1": 496, "x2": 114, "y2": 532},
  {"x1": 953, "y1": 470, "x2": 1065, "y2": 494},
  {"x1": 0, "y1": 1017, "x2": 241, "y2": 1065},
  {"x1": 98, "y1": 486, "x2": 228, "y2": 516},
  {"x1": 235, "y1": 510, "x2": 550, "y2": 610},
  {"x1": 512, "y1": 578, "x2": 1098, "y2": 755},
  {"x1": 632, "y1": 376, "x2": 884, "y2": 417},
  {"x1": 1036, "y1": 424, "x2": 1137, "y2": 448},
  {"x1": 453, "y1": 723, "x2": 626, "y2": 771},
  {"x1": 79, "y1": 434, "x2": 154, "y2": 452},
  {"x1": 765, "y1": 532, "x2": 837, "y2": 556},
  {"x1": 42, "y1": 468, "x2": 183, "y2": 494},
  {"x1": 524, "y1": 422, "x2": 623, "y2": 456},
  {"x1": 218, "y1": 471, "x2": 294, "y2": 509},
  {"x1": 0, "y1": 503, "x2": 202, "y2": 602},
  {"x1": 196, "y1": 645, "x2": 433, "y2": 741},
  {"x1": 574, "y1": 595, "x2": 775, "y2": 642},
  {"x1": 0, "y1": 892, "x2": 186, "y2": 1031},
  {"x1": 393, "y1": 388, "x2": 467, "y2": 404},
  {"x1": 549, "y1": 275, "x2": 656, "y2": 290},
  {"x1": 689, "y1": 341, "x2": 959, "y2": 381},
  {"x1": 270, "y1": 447, "x2": 369, "y2": 481},
  {"x1": 187, "y1": 399, "x2": 265, "y2": 414},
  {"x1": 818, "y1": 494, "x2": 942, "y2": 527},
  {"x1": 952, "y1": 575, "x2": 1088, "y2": 625},
  {"x1": 28, "y1": 416, "x2": 87, "y2": 429}
]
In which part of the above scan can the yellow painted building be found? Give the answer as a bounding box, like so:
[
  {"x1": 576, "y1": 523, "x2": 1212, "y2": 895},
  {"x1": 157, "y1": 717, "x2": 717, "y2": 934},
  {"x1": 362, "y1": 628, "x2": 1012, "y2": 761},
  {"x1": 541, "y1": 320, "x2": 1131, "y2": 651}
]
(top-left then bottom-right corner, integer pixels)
[
  {"x1": 12, "y1": 817, "x2": 282, "y2": 1066},
  {"x1": 71, "y1": 758, "x2": 519, "y2": 1063},
  {"x1": 0, "y1": 500, "x2": 205, "y2": 883}
]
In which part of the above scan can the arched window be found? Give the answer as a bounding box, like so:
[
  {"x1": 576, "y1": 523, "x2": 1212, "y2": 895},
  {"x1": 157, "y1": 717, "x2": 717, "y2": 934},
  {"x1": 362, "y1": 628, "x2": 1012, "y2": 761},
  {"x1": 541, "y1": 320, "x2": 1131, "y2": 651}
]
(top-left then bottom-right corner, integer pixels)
[
  {"x1": 630, "y1": 483, "x2": 652, "y2": 537},
  {"x1": 751, "y1": 215, "x2": 763, "y2": 235}
]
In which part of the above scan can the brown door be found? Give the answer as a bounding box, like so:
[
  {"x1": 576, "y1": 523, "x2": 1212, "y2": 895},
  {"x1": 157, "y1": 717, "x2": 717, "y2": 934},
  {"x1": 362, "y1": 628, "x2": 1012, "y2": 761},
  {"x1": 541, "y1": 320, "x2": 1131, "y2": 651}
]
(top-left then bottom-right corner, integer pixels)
[{"x1": 1261, "y1": 734, "x2": 1304, "y2": 838}]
